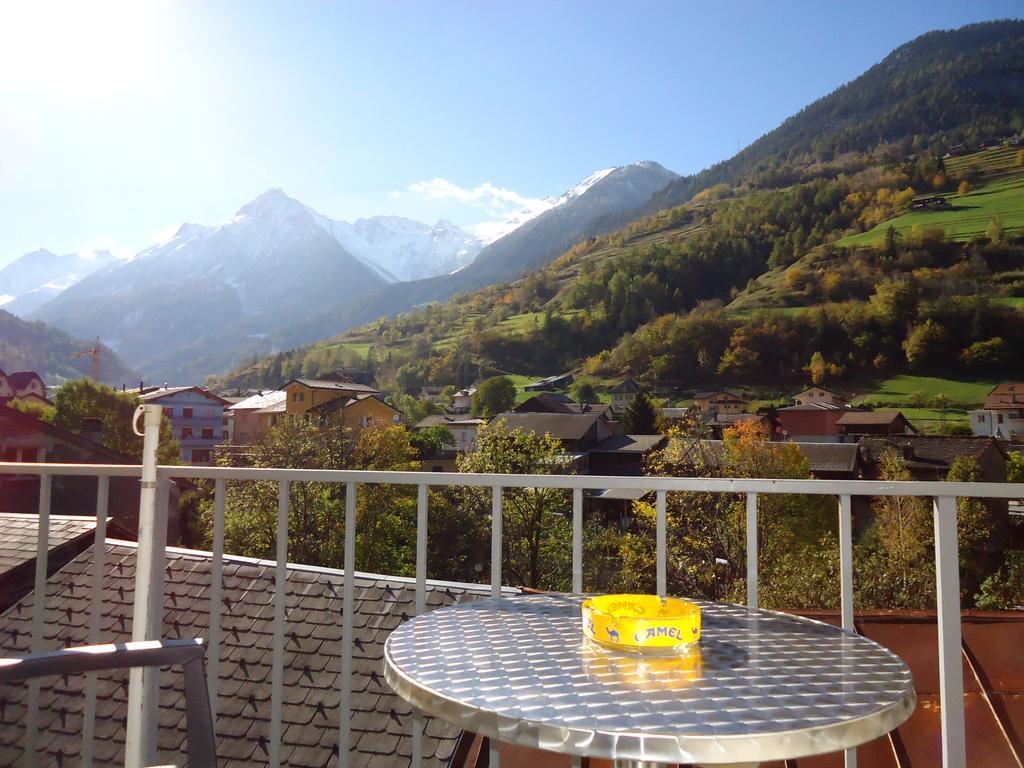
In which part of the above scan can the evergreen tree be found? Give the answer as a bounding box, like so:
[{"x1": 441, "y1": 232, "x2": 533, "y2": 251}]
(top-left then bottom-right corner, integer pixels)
[{"x1": 623, "y1": 390, "x2": 658, "y2": 434}]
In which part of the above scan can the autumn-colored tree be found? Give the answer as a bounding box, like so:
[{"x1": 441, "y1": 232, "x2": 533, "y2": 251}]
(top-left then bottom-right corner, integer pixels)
[
  {"x1": 946, "y1": 456, "x2": 997, "y2": 600},
  {"x1": 987, "y1": 215, "x2": 1005, "y2": 243},
  {"x1": 957, "y1": 180, "x2": 972, "y2": 195},
  {"x1": 618, "y1": 421, "x2": 837, "y2": 609},
  {"x1": 855, "y1": 450, "x2": 935, "y2": 609}
]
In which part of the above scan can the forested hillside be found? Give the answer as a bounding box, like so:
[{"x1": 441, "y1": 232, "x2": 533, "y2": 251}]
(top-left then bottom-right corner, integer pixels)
[
  {"x1": 215, "y1": 21, "x2": 1024, "y2": 412},
  {"x1": 0, "y1": 309, "x2": 137, "y2": 384}
]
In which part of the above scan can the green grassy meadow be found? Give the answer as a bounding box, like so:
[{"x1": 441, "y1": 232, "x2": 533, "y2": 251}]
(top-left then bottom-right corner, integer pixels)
[
  {"x1": 838, "y1": 145, "x2": 1024, "y2": 248},
  {"x1": 838, "y1": 174, "x2": 1024, "y2": 248},
  {"x1": 853, "y1": 375, "x2": 996, "y2": 407}
]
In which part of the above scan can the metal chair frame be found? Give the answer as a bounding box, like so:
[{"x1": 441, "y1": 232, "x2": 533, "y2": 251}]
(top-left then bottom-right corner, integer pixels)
[{"x1": 0, "y1": 638, "x2": 217, "y2": 768}]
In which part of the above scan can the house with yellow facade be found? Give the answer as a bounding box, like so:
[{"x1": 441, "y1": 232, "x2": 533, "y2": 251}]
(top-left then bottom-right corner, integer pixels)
[
  {"x1": 281, "y1": 377, "x2": 382, "y2": 417},
  {"x1": 308, "y1": 393, "x2": 401, "y2": 429}
]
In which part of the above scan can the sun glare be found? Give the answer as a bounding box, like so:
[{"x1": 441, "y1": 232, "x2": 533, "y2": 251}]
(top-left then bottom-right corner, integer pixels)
[{"x1": 0, "y1": 1, "x2": 160, "y2": 101}]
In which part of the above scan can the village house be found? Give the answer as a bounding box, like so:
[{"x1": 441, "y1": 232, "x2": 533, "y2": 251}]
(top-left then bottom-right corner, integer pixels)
[
  {"x1": 0, "y1": 369, "x2": 48, "y2": 407},
  {"x1": 523, "y1": 373, "x2": 574, "y2": 392},
  {"x1": 910, "y1": 195, "x2": 951, "y2": 211},
  {"x1": 793, "y1": 387, "x2": 847, "y2": 407},
  {"x1": 777, "y1": 402, "x2": 847, "y2": 442},
  {"x1": 609, "y1": 379, "x2": 641, "y2": 412},
  {"x1": 225, "y1": 390, "x2": 286, "y2": 445},
  {"x1": 693, "y1": 389, "x2": 748, "y2": 415},
  {"x1": 969, "y1": 382, "x2": 1024, "y2": 440},
  {"x1": 450, "y1": 387, "x2": 476, "y2": 414},
  {"x1": 308, "y1": 392, "x2": 402, "y2": 429},
  {"x1": 489, "y1": 412, "x2": 616, "y2": 471},
  {"x1": 837, "y1": 411, "x2": 916, "y2": 441},
  {"x1": 514, "y1": 392, "x2": 613, "y2": 419},
  {"x1": 0, "y1": 407, "x2": 182, "y2": 542},
  {"x1": 133, "y1": 385, "x2": 231, "y2": 465},
  {"x1": 281, "y1": 375, "x2": 382, "y2": 418}
]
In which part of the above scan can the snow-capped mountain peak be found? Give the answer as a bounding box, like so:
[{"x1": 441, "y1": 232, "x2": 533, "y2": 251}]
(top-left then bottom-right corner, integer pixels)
[{"x1": 0, "y1": 247, "x2": 120, "y2": 316}]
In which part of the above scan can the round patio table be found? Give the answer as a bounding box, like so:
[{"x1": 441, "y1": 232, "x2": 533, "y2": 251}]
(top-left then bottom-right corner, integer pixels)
[{"x1": 383, "y1": 594, "x2": 915, "y2": 767}]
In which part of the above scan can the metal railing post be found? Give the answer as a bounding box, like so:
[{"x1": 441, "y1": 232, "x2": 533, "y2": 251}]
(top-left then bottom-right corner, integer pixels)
[
  {"x1": 412, "y1": 483, "x2": 429, "y2": 768},
  {"x1": 82, "y1": 474, "x2": 109, "y2": 767},
  {"x1": 838, "y1": 494, "x2": 857, "y2": 768},
  {"x1": 338, "y1": 482, "x2": 357, "y2": 768},
  {"x1": 934, "y1": 496, "x2": 966, "y2": 768},
  {"x1": 22, "y1": 473, "x2": 50, "y2": 768},
  {"x1": 207, "y1": 478, "x2": 225, "y2": 722},
  {"x1": 490, "y1": 486, "x2": 502, "y2": 768},
  {"x1": 269, "y1": 480, "x2": 289, "y2": 768},
  {"x1": 572, "y1": 488, "x2": 583, "y2": 594},
  {"x1": 125, "y1": 404, "x2": 165, "y2": 768},
  {"x1": 745, "y1": 493, "x2": 758, "y2": 610},
  {"x1": 656, "y1": 490, "x2": 667, "y2": 598}
]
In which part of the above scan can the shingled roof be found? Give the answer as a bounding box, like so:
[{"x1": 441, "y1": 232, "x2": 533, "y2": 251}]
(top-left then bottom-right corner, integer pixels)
[
  {"x1": 0, "y1": 514, "x2": 99, "y2": 612},
  {"x1": 0, "y1": 541, "x2": 513, "y2": 768}
]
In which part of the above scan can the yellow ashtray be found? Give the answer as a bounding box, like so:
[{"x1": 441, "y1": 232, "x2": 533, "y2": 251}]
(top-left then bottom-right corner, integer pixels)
[
  {"x1": 582, "y1": 594, "x2": 701, "y2": 653},
  {"x1": 583, "y1": 640, "x2": 703, "y2": 692}
]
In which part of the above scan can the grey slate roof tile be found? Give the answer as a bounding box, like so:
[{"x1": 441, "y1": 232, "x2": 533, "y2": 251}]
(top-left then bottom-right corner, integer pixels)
[{"x1": 0, "y1": 541, "x2": 509, "y2": 767}]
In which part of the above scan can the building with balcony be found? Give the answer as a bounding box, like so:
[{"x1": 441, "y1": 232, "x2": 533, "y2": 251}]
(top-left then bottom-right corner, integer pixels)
[
  {"x1": 692, "y1": 389, "x2": 747, "y2": 415},
  {"x1": 136, "y1": 386, "x2": 231, "y2": 464}
]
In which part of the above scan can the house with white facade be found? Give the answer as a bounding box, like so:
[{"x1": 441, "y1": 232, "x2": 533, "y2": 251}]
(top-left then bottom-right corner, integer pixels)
[
  {"x1": 793, "y1": 387, "x2": 847, "y2": 407},
  {"x1": 969, "y1": 382, "x2": 1024, "y2": 439},
  {"x1": 134, "y1": 385, "x2": 231, "y2": 464}
]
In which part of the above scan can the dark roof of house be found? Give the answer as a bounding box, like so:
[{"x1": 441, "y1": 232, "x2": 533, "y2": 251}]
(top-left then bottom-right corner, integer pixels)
[
  {"x1": 835, "y1": 411, "x2": 908, "y2": 426},
  {"x1": 284, "y1": 378, "x2": 381, "y2": 395},
  {"x1": 590, "y1": 435, "x2": 667, "y2": 454},
  {"x1": 0, "y1": 514, "x2": 97, "y2": 579},
  {"x1": 780, "y1": 402, "x2": 845, "y2": 412},
  {"x1": 7, "y1": 372, "x2": 43, "y2": 390},
  {"x1": 0, "y1": 541, "x2": 513, "y2": 768},
  {"x1": 513, "y1": 393, "x2": 576, "y2": 414},
  {"x1": 308, "y1": 393, "x2": 398, "y2": 416},
  {"x1": 414, "y1": 415, "x2": 484, "y2": 429},
  {"x1": 0, "y1": 407, "x2": 134, "y2": 464},
  {"x1": 985, "y1": 383, "x2": 1024, "y2": 409},
  {"x1": 490, "y1": 413, "x2": 604, "y2": 441},
  {"x1": 793, "y1": 443, "x2": 863, "y2": 474},
  {"x1": 703, "y1": 412, "x2": 768, "y2": 425},
  {"x1": 662, "y1": 439, "x2": 861, "y2": 476},
  {"x1": 609, "y1": 380, "x2": 641, "y2": 394},
  {"x1": 858, "y1": 436, "x2": 1008, "y2": 470}
]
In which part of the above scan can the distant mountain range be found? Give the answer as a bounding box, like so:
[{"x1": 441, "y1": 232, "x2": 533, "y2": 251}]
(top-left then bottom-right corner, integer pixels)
[
  {"x1": 0, "y1": 248, "x2": 122, "y2": 316},
  {"x1": 284, "y1": 161, "x2": 680, "y2": 343},
  {"x1": 11, "y1": 161, "x2": 677, "y2": 382}
]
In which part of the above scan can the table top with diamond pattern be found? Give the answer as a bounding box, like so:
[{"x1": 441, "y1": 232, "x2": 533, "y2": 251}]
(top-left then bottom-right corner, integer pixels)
[{"x1": 383, "y1": 594, "x2": 916, "y2": 765}]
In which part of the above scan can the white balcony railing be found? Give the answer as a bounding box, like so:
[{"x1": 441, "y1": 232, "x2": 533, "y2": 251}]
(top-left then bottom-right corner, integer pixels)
[{"x1": 1, "y1": 405, "x2": 1022, "y2": 768}]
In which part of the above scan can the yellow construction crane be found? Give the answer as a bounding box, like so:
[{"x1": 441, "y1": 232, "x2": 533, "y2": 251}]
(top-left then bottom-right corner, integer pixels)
[{"x1": 70, "y1": 337, "x2": 101, "y2": 382}]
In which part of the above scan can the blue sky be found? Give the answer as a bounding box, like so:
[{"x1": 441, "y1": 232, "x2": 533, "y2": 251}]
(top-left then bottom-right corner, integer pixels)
[{"x1": 0, "y1": 1, "x2": 1020, "y2": 266}]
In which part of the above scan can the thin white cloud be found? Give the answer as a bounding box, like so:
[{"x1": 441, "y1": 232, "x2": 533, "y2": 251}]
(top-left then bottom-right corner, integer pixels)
[
  {"x1": 80, "y1": 234, "x2": 135, "y2": 261},
  {"x1": 402, "y1": 177, "x2": 555, "y2": 244},
  {"x1": 405, "y1": 178, "x2": 535, "y2": 208}
]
